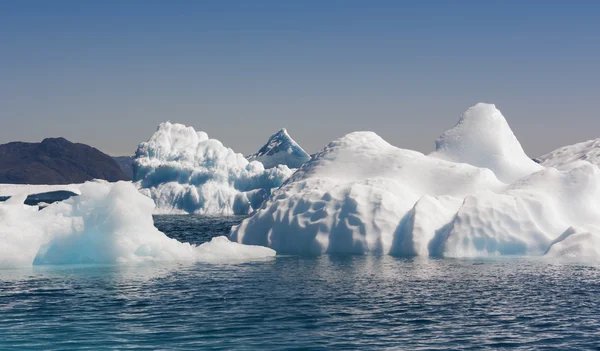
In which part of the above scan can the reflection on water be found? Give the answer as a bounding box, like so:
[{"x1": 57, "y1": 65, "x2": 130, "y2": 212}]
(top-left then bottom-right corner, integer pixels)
[{"x1": 1, "y1": 215, "x2": 600, "y2": 350}]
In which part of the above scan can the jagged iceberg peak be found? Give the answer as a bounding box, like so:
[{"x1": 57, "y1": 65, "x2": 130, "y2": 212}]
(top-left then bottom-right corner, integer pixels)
[
  {"x1": 247, "y1": 128, "x2": 311, "y2": 169},
  {"x1": 430, "y1": 102, "x2": 543, "y2": 183},
  {"x1": 133, "y1": 122, "x2": 294, "y2": 215},
  {"x1": 536, "y1": 138, "x2": 600, "y2": 169},
  {"x1": 134, "y1": 121, "x2": 247, "y2": 176}
]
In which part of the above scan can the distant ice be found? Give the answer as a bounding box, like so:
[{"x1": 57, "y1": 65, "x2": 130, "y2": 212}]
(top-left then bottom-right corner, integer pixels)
[
  {"x1": 133, "y1": 122, "x2": 294, "y2": 215},
  {"x1": 231, "y1": 103, "x2": 600, "y2": 259},
  {"x1": 247, "y1": 128, "x2": 311, "y2": 169},
  {"x1": 0, "y1": 181, "x2": 275, "y2": 268},
  {"x1": 536, "y1": 138, "x2": 600, "y2": 169},
  {"x1": 0, "y1": 183, "x2": 82, "y2": 197}
]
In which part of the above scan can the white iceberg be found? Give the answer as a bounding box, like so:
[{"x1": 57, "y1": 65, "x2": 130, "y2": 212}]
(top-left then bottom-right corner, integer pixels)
[
  {"x1": 231, "y1": 103, "x2": 600, "y2": 258},
  {"x1": 0, "y1": 181, "x2": 275, "y2": 268},
  {"x1": 247, "y1": 128, "x2": 311, "y2": 169},
  {"x1": 536, "y1": 138, "x2": 600, "y2": 169},
  {"x1": 133, "y1": 122, "x2": 294, "y2": 215}
]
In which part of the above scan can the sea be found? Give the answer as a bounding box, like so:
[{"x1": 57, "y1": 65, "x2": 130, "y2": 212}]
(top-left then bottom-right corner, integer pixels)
[{"x1": 1, "y1": 215, "x2": 599, "y2": 350}]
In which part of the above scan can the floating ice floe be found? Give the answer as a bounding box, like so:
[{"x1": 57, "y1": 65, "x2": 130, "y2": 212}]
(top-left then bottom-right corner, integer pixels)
[
  {"x1": 0, "y1": 181, "x2": 274, "y2": 268},
  {"x1": 231, "y1": 103, "x2": 600, "y2": 258}
]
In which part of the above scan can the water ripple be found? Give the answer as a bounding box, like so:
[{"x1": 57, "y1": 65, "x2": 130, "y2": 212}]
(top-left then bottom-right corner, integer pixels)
[{"x1": 0, "y1": 216, "x2": 599, "y2": 350}]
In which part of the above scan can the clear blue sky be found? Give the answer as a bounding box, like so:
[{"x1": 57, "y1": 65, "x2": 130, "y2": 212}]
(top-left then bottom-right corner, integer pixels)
[{"x1": 1, "y1": 0, "x2": 598, "y2": 156}]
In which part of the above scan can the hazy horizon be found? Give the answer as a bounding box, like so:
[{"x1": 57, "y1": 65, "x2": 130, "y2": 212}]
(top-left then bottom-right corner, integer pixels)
[{"x1": 2, "y1": 1, "x2": 599, "y2": 157}]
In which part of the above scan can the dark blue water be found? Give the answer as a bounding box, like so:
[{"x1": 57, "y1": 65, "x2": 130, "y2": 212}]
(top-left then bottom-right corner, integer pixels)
[{"x1": 1, "y1": 215, "x2": 600, "y2": 350}]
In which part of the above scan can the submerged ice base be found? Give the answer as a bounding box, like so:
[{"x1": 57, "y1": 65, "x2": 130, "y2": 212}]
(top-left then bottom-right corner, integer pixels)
[
  {"x1": 231, "y1": 103, "x2": 600, "y2": 259},
  {"x1": 0, "y1": 181, "x2": 274, "y2": 268}
]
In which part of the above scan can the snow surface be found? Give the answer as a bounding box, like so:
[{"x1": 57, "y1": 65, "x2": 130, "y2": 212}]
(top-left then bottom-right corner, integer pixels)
[
  {"x1": 247, "y1": 128, "x2": 311, "y2": 169},
  {"x1": 430, "y1": 103, "x2": 543, "y2": 183},
  {"x1": 0, "y1": 181, "x2": 275, "y2": 268},
  {"x1": 133, "y1": 122, "x2": 294, "y2": 215},
  {"x1": 536, "y1": 138, "x2": 600, "y2": 169},
  {"x1": 231, "y1": 103, "x2": 600, "y2": 258}
]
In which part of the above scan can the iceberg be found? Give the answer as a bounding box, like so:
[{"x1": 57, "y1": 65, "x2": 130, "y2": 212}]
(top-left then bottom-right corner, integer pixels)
[
  {"x1": 0, "y1": 181, "x2": 275, "y2": 268},
  {"x1": 536, "y1": 138, "x2": 600, "y2": 169},
  {"x1": 231, "y1": 103, "x2": 600, "y2": 258},
  {"x1": 247, "y1": 128, "x2": 311, "y2": 169},
  {"x1": 133, "y1": 122, "x2": 294, "y2": 215}
]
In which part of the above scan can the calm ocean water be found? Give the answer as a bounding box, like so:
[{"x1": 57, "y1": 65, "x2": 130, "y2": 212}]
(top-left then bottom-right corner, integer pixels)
[{"x1": 1, "y1": 215, "x2": 599, "y2": 350}]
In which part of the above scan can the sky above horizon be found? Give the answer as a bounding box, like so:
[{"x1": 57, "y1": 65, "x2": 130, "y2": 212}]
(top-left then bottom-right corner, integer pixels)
[{"x1": 1, "y1": 0, "x2": 599, "y2": 157}]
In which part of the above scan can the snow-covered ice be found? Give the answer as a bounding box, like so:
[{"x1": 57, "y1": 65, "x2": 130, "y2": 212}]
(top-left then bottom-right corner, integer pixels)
[
  {"x1": 133, "y1": 122, "x2": 294, "y2": 215},
  {"x1": 0, "y1": 181, "x2": 275, "y2": 268},
  {"x1": 247, "y1": 128, "x2": 311, "y2": 169},
  {"x1": 430, "y1": 103, "x2": 543, "y2": 183},
  {"x1": 231, "y1": 103, "x2": 600, "y2": 258},
  {"x1": 536, "y1": 138, "x2": 600, "y2": 169}
]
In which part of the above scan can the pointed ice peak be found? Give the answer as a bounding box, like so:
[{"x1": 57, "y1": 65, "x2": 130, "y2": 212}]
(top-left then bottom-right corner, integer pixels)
[
  {"x1": 430, "y1": 103, "x2": 543, "y2": 183},
  {"x1": 263, "y1": 128, "x2": 293, "y2": 146},
  {"x1": 248, "y1": 128, "x2": 311, "y2": 169},
  {"x1": 272, "y1": 128, "x2": 288, "y2": 136}
]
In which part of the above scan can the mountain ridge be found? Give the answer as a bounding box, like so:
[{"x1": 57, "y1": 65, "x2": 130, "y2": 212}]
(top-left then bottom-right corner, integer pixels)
[{"x1": 0, "y1": 137, "x2": 130, "y2": 184}]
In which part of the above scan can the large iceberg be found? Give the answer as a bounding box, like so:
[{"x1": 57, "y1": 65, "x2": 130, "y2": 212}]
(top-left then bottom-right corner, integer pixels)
[
  {"x1": 536, "y1": 138, "x2": 600, "y2": 169},
  {"x1": 133, "y1": 122, "x2": 294, "y2": 215},
  {"x1": 231, "y1": 103, "x2": 600, "y2": 258},
  {"x1": 247, "y1": 128, "x2": 311, "y2": 169},
  {"x1": 0, "y1": 181, "x2": 274, "y2": 268}
]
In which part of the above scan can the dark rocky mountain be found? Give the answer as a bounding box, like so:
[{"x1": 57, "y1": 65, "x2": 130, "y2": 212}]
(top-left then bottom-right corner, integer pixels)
[
  {"x1": 112, "y1": 156, "x2": 135, "y2": 179},
  {"x1": 0, "y1": 137, "x2": 130, "y2": 184}
]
